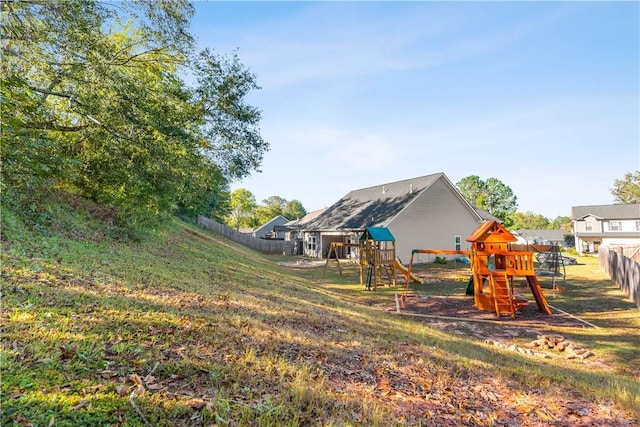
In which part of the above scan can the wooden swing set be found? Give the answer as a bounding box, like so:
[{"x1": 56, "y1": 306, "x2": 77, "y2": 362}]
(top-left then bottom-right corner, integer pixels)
[
  {"x1": 325, "y1": 227, "x2": 409, "y2": 290},
  {"x1": 401, "y1": 221, "x2": 552, "y2": 318}
]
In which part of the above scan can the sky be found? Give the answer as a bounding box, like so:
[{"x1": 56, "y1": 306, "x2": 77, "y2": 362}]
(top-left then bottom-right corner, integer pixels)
[{"x1": 189, "y1": 1, "x2": 640, "y2": 220}]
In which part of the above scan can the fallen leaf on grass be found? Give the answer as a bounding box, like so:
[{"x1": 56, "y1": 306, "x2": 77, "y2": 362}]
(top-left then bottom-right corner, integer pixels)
[
  {"x1": 15, "y1": 413, "x2": 33, "y2": 426},
  {"x1": 71, "y1": 400, "x2": 89, "y2": 411},
  {"x1": 187, "y1": 398, "x2": 207, "y2": 409},
  {"x1": 116, "y1": 385, "x2": 130, "y2": 396}
]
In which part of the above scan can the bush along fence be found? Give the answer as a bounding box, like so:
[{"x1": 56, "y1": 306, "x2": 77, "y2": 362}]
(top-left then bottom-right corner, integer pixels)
[
  {"x1": 600, "y1": 246, "x2": 640, "y2": 309},
  {"x1": 197, "y1": 215, "x2": 286, "y2": 254}
]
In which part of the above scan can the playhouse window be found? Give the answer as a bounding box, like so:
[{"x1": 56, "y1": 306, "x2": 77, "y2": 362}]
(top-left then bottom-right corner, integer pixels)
[{"x1": 454, "y1": 235, "x2": 461, "y2": 251}]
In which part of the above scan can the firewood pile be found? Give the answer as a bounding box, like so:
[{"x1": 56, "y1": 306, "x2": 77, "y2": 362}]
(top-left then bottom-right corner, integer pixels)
[
  {"x1": 529, "y1": 334, "x2": 594, "y2": 359},
  {"x1": 484, "y1": 334, "x2": 594, "y2": 360}
]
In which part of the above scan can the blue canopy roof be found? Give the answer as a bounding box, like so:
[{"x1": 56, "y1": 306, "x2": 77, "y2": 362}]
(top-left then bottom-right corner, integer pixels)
[{"x1": 362, "y1": 227, "x2": 395, "y2": 242}]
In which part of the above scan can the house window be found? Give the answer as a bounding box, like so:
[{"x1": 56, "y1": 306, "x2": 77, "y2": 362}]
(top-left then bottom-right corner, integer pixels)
[
  {"x1": 454, "y1": 235, "x2": 461, "y2": 251},
  {"x1": 585, "y1": 221, "x2": 592, "y2": 231},
  {"x1": 609, "y1": 221, "x2": 621, "y2": 231},
  {"x1": 306, "y1": 235, "x2": 317, "y2": 252}
]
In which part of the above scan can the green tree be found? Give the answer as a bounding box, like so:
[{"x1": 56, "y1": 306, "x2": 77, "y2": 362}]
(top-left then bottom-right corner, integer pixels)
[
  {"x1": 455, "y1": 175, "x2": 487, "y2": 209},
  {"x1": 1, "y1": 0, "x2": 268, "y2": 228},
  {"x1": 456, "y1": 176, "x2": 518, "y2": 227},
  {"x1": 510, "y1": 211, "x2": 550, "y2": 230},
  {"x1": 227, "y1": 188, "x2": 257, "y2": 230},
  {"x1": 550, "y1": 215, "x2": 572, "y2": 231},
  {"x1": 254, "y1": 196, "x2": 307, "y2": 224},
  {"x1": 194, "y1": 48, "x2": 268, "y2": 181},
  {"x1": 283, "y1": 200, "x2": 307, "y2": 220},
  {"x1": 256, "y1": 196, "x2": 288, "y2": 224},
  {"x1": 611, "y1": 171, "x2": 640, "y2": 204}
]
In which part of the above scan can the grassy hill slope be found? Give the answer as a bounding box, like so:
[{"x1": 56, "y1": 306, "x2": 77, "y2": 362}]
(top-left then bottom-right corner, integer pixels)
[{"x1": 1, "y1": 204, "x2": 639, "y2": 426}]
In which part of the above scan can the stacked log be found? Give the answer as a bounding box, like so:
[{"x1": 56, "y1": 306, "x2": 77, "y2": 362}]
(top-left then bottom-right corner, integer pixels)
[
  {"x1": 484, "y1": 334, "x2": 594, "y2": 360},
  {"x1": 528, "y1": 334, "x2": 594, "y2": 359},
  {"x1": 484, "y1": 339, "x2": 550, "y2": 358}
]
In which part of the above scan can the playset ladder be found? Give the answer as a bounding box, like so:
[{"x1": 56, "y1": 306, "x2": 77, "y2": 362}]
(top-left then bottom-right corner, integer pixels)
[{"x1": 489, "y1": 272, "x2": 516, "y2": 318}]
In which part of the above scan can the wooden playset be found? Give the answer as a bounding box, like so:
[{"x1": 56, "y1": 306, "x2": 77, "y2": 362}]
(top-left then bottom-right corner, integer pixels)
[
  {"x1": 325, "y1": 227, "x2": 418, "y2": 290},
  {"x1": 402, "y1": 220, "x2": 552, "y2": 318},
  {"x1": 359, "y1": 227, "x2": 396, "y2": 290}
]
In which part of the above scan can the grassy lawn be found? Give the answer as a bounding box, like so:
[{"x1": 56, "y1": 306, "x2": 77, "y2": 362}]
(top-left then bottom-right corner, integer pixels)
[{"x1": 2, "y1": 212, "x2": 639, "y2": 426}]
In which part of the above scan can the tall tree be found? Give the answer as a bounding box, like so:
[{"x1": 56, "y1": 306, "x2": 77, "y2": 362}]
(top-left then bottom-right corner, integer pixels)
[
  {"x1": 611, "y1": 171, "x2": 640, "y2": 204},
  {"x1": 227, "y1": 188, "x2": 257, "y2": 231},
  {"x1": 254, "y1": 196, "x2": 307, "y2": 224},
  {"x1": 1, "y1": 0, "x2": 268, "y2": 228},
  {"x1": 256, "y1": 196, "x2": 288, "y2": 223},
  {"x1": 455, "y1": 176, "x2": 487, "y2": 209},
  {"x1": 550, "y1": 215, "x2": 572, "y2": 231},
  {"x1": 510, "y1": 211, "x2": 550, "y2": 230},
  {"x1": 194, "y1": 49, "x2": 267, "y2": 181},
  {"x1": 283, "y1": 200, "x2": 307, "y2": 220},
  {"x1": 456, "y1": 176, "x2": 518, "y2": 227}
]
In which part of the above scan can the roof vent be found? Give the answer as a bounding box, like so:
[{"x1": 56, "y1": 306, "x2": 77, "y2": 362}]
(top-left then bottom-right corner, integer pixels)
[
  {"x1": 382, "y1": 186, "x2": 387, "y2": 194},
  {"x1": 409, "y1": 184, "x2": 413, "y2": 194}
]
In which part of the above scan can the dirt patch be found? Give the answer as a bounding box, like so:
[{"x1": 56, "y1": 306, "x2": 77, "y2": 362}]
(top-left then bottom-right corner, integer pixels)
[
  {"x1": 400, "y1": 294, "x2": 589, "y2": 329},
  {"x1": 277, "y1": 259, "x2": 326, "y2": 268},
  {"x1": 389, "y1": 294, "x2": 606, "y2": 363}
]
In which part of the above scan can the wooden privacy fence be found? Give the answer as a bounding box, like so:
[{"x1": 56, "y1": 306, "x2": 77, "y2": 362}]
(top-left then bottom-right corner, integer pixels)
[
  {"x1": 197, "y1": 215, "x2": 286, "y2": 254},
  {"x1": 600, "y1": 246, "x2": 640, "y2": 309}
]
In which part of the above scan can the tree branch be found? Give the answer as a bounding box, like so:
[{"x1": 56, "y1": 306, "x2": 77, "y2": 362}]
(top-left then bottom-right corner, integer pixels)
[{"x1": 22, "y1": 121, "x2": 90, "y2": 132}]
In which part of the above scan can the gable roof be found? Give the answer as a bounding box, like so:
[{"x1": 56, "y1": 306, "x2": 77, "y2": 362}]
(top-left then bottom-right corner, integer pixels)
[
  {"x1": 253, "y1": 215, "x2": 289, "y2": 235},
  {"x1": 466, "y1": 220, "x2": 517, "y2": 243},
  {"x1": 571, "y1": 203, "x2": 640, "y2": 220},
  {"x1": 285, "y1": 208, "x2": 326, "y2": 227},
  {"x1": 515, "y1": 229, "x2": 566, "y2": 243},
  {"x1": 304, "y1": 172, "x2": 489, "y2": 231}
]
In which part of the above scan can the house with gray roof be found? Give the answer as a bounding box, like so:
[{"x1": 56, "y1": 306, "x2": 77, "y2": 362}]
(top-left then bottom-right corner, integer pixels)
[
  {"x1": 300, "y1": 172, "x2": 496, "y2": 262},
  {"x1": 571, "y1": 203, "x2": 640, "y2": 255},
  {"x1": 274, "y1": 208, "x2": 326, "y2": 255},
  {"x1": 514, "y1": 229, "x2": 568, "y2": 247},
  {"x1": 252, "y1": 215, "x2": 289, "y2": 239}
]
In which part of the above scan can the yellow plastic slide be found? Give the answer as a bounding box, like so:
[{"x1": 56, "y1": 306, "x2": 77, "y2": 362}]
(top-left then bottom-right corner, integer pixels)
[{"x1": 395, "y1": 257, "x2": 424, "y2": 284}]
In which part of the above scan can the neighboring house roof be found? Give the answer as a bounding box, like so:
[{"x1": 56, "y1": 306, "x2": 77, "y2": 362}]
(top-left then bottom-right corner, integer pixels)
[
  {"x1": 253, "y1": 215, "x2": 289, "y2": 236},
  {"x1": 572, "y1": 203, "x2": 640, "y2": 220},
  {"x1": 274, "y1": 208, "x2": 327, "y2": 233},
  {"x1": 285, "y1": 208, "x2": 326, "y2": 227},
  {"x1": 304, "y1": 172, "x2": 495, "y2": 231},
  {"x1": 515, "y1": 229, "x2": 567, "y2": 243}
]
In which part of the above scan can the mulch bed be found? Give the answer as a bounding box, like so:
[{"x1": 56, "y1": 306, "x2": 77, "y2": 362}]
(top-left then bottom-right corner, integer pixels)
[{"x1": 399, "y1": 294, "x2": 591, "y2": 329}]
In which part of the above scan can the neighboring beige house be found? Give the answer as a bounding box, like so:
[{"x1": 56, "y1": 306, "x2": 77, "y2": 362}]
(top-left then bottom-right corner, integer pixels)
[
  {"x1": 299, "y1": 172, "x2": 496, "y2": 262},
  {"x1": 572, "y1": 203, "x2": 640, "y2": 255}
]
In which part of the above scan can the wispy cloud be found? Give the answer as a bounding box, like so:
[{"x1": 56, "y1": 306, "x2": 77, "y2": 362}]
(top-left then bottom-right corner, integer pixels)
[{"x1": 219, "y1": 2, "x2": 577, "y2": 90}]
